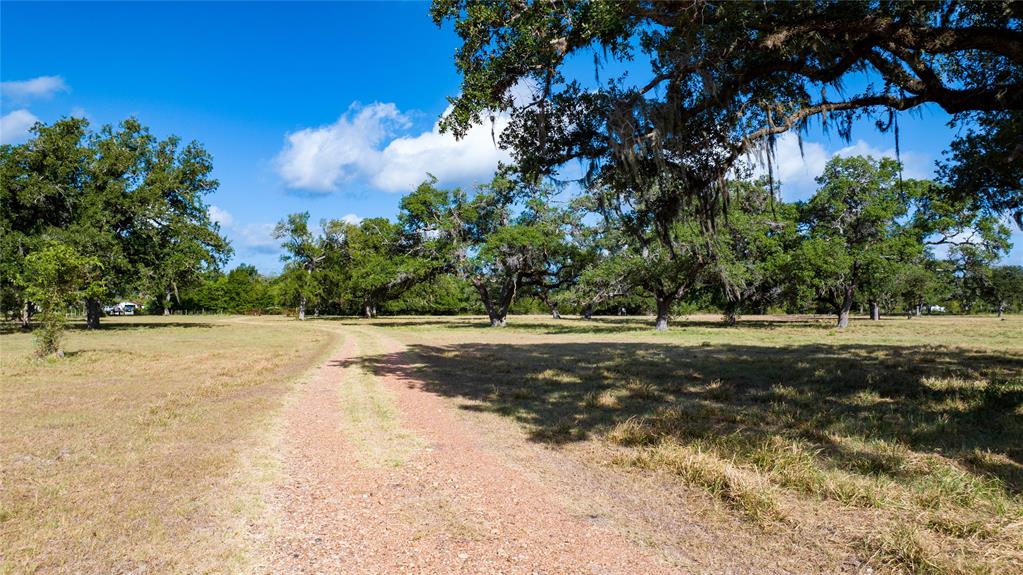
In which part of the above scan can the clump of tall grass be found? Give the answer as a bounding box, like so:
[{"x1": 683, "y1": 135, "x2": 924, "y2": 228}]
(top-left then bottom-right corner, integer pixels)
[
  {"x1": 912, "y1": 462, "x2": 1010, "y2": 513},
  {"x1": 623, "y1": 378, "x2": 661, "y2": 400},
  {"x1": 858, "y1": 525, "x2": 998, "y2": 575},
  {"x1": 623, "y1": 440, "x2": 783, "y2": 524},
  {"x1": 606, "y1": 417, "x2": 658, "y2": 446},
  {"x1": 744, "y1": 436, "x2": 891, "y2": 508},
  {"x1": 862, "y1": 525, "x2": 948, "y2": 574},
  {"x1": 582, "y1": 389, "x2": 621, "y2": 410},
  {"x1": 925, "y1": 514, "x2": 994, "y2": 540}
]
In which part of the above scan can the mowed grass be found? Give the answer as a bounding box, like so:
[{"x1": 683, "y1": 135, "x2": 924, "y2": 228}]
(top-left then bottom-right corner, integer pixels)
[
  {"x1": 346, "y1": 314, "x2": 1023, "y2": 574},
  {"x1": 333, "y1": 330, "x2": 424, "y2": 468},
  {"x1": 0, "y1": 316, "x2": 336, "y2": 574}
]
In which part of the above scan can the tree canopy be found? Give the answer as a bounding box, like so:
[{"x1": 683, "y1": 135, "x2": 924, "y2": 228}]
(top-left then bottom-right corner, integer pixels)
[
  {"x1": 432, "y1": 0, "x2": 1022, "y2": 223},
  {"x1": 0, "y1": 117, "x2": 231, "y2": 328}
]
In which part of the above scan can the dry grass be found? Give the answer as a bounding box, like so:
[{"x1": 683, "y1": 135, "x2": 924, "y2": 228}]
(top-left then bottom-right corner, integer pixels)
[
  {"x1": 3, "y1": 313, "x2": 1021, "y2": 574},
  {"x1": 336, "y1": 332, "x2": 424, "y2": 468},
  {"x1": 616, "y1": 440, "x2": 784, "y2": 524},
  {"x1": 0, "y1": 316, "x2": 335, "y2": 574},
  {"x1": 343, "y1": 313, "x2": 1023, "y2": 574}
]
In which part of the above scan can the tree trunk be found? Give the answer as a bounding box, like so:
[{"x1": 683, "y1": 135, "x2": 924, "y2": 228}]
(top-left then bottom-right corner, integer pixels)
[
  {"x1": 483, "y1": 298, "x2": 509, "y2": 327},
  {"x1": 20, "y1": 300, "x2": 31, "y2": 329},
  {"x1": 723, "y1": 300, "x2": 739, "y2": 326},
  {"x1": 550, "y1": 302, "x2": 560, "y2": 319},
  {"x1": 163, "y1": 289, "x2": 172, "y2": 316},
  {"x1": 914, "y1": 304, "x2": 922, "y2": 316},
  {"x1": 86, "y1": 298, "x2": 102, "y2": 329},
  {"x1": 655, "y1": 295, "x2": 672, "y2": 332},
  {"x1": 836, "y1": 286, "x2": 853, "y2": 329},
  {"x1": 998, "y1": 302, "x2": 1006, "y2": 318},
  {"x1": 582, "y1": 304, "x2": 594, "y2": 320},
  {"x1": 870, "y1": 301, "x2": 880, "y2": 321},
  {"x1": 298, "y1": 297, "x2": 306, "y2": 321}
]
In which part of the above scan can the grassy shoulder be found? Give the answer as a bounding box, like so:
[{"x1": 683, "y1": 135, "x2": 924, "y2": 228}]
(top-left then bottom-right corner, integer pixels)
[
  {"x1": 344, "y1": 313, "x2": 1023, "y2": 574},
  {"x1": 0, "y1": 316, "x2": 337, "y2": 574}
]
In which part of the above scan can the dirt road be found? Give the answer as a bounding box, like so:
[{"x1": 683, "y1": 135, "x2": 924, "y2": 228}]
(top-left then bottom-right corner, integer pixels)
[{"x1": 263, "y1": 326, "x2": 673, "y2": 574}]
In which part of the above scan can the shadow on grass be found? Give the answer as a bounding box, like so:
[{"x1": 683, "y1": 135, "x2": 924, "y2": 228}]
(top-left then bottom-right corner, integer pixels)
[
  {"x1": 312, "y1": 316, "x2": 652, "y2": 334},
  {"x1": 342, "y1": 341, "x2": 1023, "y2": 493},
  {"x1": 322, "y1": 315, "x2": 838, "y2": 335}
]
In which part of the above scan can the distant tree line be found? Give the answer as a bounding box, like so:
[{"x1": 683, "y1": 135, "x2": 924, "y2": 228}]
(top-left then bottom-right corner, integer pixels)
[
  {"x1": 2, "y1": 119, "x2": 1021, "y2": 359},
  {"x1": 4, "y1": 1, "x2": 1022, "y2": 354},
  {"x1": 169, "y1": 156, "x2": 1020, "y2": 328}
]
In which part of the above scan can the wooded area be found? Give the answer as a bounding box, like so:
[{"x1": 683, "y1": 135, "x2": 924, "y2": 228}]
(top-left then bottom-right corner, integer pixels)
[{"x1": 3, "y1": 0, "x2": 1021, "y2": 354}]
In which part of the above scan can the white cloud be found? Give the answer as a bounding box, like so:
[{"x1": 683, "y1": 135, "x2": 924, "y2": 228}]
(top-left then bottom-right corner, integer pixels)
[
  {"x1": 0, "y1": 109, "x2": 39, "y2": 144},
  {"x1": 208, "y1": 206, "x2": 234, "y2": 227},
  {"x1": 372, "y1": 111, "x2": 512, "y2": 192},
  {"x1": 1, "y1": 76, "x2": 69, "y2": 103},
  {"x1": 747, "y1": 132, "x2": 933, "y2": 200},
  {"x1": 746, "y1": 133, "x2": 830, "y2": 192},
  {"x1": 206, "y1": 206, "x2": 278, "y2": 255},
  {"x1": 275, "y1": 103, "x2": 409, "y2": 192},
  {"x1": 340, "y1": 213, "x2": 363, "y2": 225},
  {"x1": 833, "y1": 140, "x2": 930, "y2": 179},
  {"x1": 275, "y1": 102, "x2": 511, "y2": 194},
  {"x1": 234, "y1": 223, "x2": 279, "y2": 254}
]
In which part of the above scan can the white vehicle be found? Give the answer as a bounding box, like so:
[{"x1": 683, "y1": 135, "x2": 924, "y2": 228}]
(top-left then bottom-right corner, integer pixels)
[
  {"x1": 928, "y1": 305, "x2": 947, "y2": 313},
  {"x1": 111, "y1": 302, "x2": 139, "y2": 316}
]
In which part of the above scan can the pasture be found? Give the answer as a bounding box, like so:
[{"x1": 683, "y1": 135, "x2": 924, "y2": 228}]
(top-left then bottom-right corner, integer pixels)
[{"x1": 1, "y1": 314, "x2": 1020, "y2": 574}]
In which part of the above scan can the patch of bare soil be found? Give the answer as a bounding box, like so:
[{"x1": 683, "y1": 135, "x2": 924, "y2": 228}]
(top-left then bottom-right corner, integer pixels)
[{"x1": 263, "y1": 328, "x2": 673, "y2": 574}]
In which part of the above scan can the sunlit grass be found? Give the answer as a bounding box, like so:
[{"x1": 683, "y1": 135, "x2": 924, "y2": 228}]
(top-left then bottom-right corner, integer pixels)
[
  {"x1": 335, "y1": 331, "x2": 424, "y2": 468},
  {"x1": 5, "y1": 313, "x2": 1019, "y2": 574},
  {"x1": 0, "y1": 316, "x2": 335, "y2": 574},
  {"x1": 344, "y1": 313, "x2": 1023, "y2": 574}
]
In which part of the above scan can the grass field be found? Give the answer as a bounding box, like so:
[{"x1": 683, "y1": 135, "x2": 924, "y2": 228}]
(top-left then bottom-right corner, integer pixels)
[
  {"x1": 2, "y1": 313, "x2": 1020, "y2": 574},
  {"x1": 350, "y1": 314, "x2": 1023, "y2": 574},
  {"x1": 0, "y1": 316, "x2": 337, "y2": 574}
]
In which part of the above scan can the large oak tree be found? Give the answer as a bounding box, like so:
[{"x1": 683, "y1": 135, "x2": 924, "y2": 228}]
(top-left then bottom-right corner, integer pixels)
[{"x1": 1, "y1": 118, "x2": 230, "y2": 328}]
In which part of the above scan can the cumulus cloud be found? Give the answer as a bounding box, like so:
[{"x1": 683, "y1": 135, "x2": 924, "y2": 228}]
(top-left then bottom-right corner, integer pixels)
[
  {"x1": 1, "y1": 76, "x2": 69, "y2": 103},
  {"x1": 276, "y1": 103, "x2": 409, "y2": 192},
  {"x1": 340, "y1": 213, "x2": 363, "y2": 225},
  {"x1": 744, "y1": 133, "x2": 829, "y2": 192},
  {"x1": 747, "y1": 132, "x2": 932, "y2": 200},
  {"x1": 833, "y1": 140, "x2": 930, "y2": 179},
  {"x1": 371, "y1": 112, "x2": 512, "y2": 192},
  {"x1": 275, "y1": 102, "x2": 511, "y2": 194},
  {"x1": 0, "y1": 109, "x2": 40, "y2": 144}
]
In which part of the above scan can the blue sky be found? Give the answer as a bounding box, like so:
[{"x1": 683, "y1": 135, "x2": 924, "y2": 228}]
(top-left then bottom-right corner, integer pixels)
[{"x1": 2, "y1": 1, "x2": 1019, "y2": 270}]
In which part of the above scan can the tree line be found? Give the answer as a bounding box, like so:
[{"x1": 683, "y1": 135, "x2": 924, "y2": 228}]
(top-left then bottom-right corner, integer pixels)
[
  {"x1": 4, "y1": 0, "x2": 1021, "y2": 355},
  {"x1": 3, "y1": 117, "x2": 1021, "y2": 358},
  {"x1": 186, "y1": 157, "x2": 1020, "y2": 328}
]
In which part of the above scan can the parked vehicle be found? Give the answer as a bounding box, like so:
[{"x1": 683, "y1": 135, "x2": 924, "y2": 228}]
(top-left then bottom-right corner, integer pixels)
[
  {"x1": 928, "y1": 305, "x2": 947, "y2": 313},
  {"x1": 110, "y1": 302, "x2": 139, "y2": 316}
]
